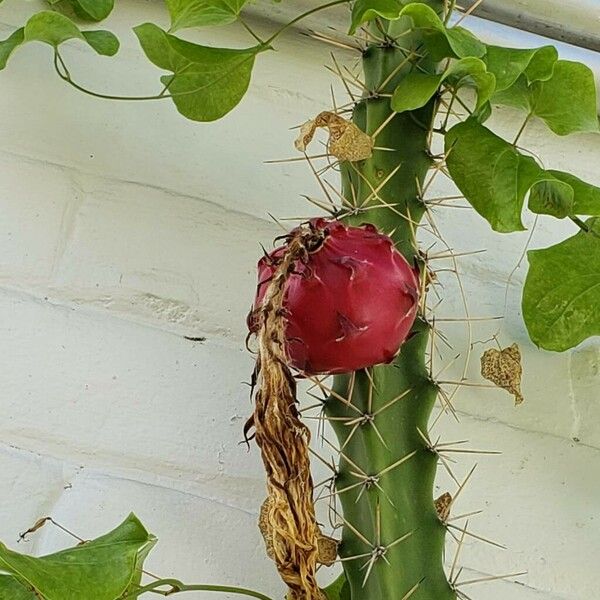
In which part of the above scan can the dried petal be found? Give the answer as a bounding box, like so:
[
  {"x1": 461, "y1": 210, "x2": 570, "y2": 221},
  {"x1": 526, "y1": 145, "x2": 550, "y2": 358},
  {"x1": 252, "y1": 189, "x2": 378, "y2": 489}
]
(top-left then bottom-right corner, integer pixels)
[
  {"x1": 251, "y1": 227, "x2": 337, "y2": 600},
  {"x1": 295, "y1": 111, "x2": 373, "y2": 161},
  {"x1": 480, "y1": 343, "x2": 524, "y2": 405}
]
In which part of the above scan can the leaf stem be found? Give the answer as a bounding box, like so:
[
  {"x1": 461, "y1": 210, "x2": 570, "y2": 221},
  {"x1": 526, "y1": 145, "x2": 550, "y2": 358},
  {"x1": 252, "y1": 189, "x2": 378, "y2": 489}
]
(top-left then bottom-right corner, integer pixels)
[
  {"x1": 444, "y1": 0, "x2": 457, "y2": 24},
  {"x1": 121, "y1": 579, "x2": 275, "y2": 600},
  {"x1": 54, "y1": 51, "x2": 169, "y2": 102},
  {"x1": 53, "y1": 48, "x2": 262, "y2": 103},
  {"x1": 513, "y1": 112, "x2": 532, "y2": 146},
  {"x1": 49, "y1": 1, "x2": 348, "y2": 107},
  {"x1": 453, "y1": 93, "x2": 473, "y2": 117},
  {"x1": 570, "y1": 215, "x2": 600, "y2": 238},
  {"x1": 239, "y1": 17, "x2": 266, "y2": 45}
]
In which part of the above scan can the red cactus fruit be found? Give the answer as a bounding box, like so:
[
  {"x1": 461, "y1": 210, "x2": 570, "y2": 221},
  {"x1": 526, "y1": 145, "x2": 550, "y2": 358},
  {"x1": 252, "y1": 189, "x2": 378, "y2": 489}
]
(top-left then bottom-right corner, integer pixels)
[{"x1": 249, "y1": 219, "x2": 420, "y2": 375}]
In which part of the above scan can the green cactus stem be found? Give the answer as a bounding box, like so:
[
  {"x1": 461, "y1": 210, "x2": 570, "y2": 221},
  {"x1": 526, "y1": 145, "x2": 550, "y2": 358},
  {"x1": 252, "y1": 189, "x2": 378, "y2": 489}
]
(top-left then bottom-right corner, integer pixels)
[{"x1": 324, "y1": 8, "x2": 457, "y2": 600}]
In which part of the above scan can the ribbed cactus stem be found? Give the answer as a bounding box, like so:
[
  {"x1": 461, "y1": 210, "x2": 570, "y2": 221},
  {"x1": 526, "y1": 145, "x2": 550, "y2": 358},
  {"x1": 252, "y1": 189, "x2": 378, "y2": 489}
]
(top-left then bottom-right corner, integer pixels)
[{"x1": 324, "y1": 11, "x2": 456, "y2": 600}]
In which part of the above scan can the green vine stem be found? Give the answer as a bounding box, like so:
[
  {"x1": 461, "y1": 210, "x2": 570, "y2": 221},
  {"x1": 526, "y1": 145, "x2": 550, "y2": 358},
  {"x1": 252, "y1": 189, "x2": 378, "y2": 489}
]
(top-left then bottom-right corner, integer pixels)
[
  {"x1": 48, "y1": 1, "x2": 350, "y2": 104},
  {"x1": 324, "y1": 6, "x2": 456, "y2": 599},
  {"x1": 122, "y1": 579, "x2": 275, "y2": 600}
]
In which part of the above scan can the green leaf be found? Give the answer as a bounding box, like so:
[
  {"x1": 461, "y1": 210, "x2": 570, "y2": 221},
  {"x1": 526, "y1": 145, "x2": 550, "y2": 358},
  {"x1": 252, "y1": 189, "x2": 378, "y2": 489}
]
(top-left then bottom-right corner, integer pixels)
[
  {"x1": 492, "y1": 75, "x2": 531, "y2": 111},
  {"x1": 134, "y1": 22, "x2": 259, "y2": 122},
  {"x1": 323, "y1": 574, "x2": 351, "y2": 600},
  {"x1": 523, "y1": 218, "x2": 600, "y2": 351},
  {"x1": 391, "y1": 72, "x2": 440, "y2": 112},
  {"x1": 349, "y1": 0, "x2": 402, "y2": 34},
  {"x1": 351, "y1": 3, "x2": 485, "y2": 57},
  {"x1": 26, "y1": 10, "x2": 88, "y2": 46},
  {"x1": 391, "y1": 57, "x2": 494, "y2": 113},
  {"x1": 166, "y1": 0, "x2": 248, "y2": 31},
  {"x1": 530, "y1": 60, "x2": 599, "y2": 136},
  {"x1": 0, "y1": 575, "x2": 37, "y2": 600},
  {"x1": 66, "y1": 0, "x2": 115, "y2": 22},
  {"x1": 493, "y1": 60, "x2": 599, "y2": 136},
  {"x1": 445, "y1": 119, "x2": 575, "y2": 231},
  {"x1": 528, "y1": 176, "x2": 574, "y2": 219},
  {"x1": 523, "y1": 45, "x2": 559, "y2": 82},
  {"x1": 445, "y1": 119, "x2": 534, "y2": 231},
  {"x1": 401, "y1": 3, "x2": 485, "y2": 59},
  {"x1": 483, "y1": 44, "x2": 557, "y2": 92},
  {"x1": 23, "y1": 11, "x2": 119, "y2": 55},
  {"x1": 444, "y1": 57, "x2": 495, "y2": 110},
  {"x1": 0, "y1": 514, "x2": 156, "y2": 600},
  {"x1": 542, "y1": 170, "x2": 600, "y2": 216},
  {"x1": 82, "y1": 30, "x2": 120, "y2": 55},
  {"x1": 0, "y1": 28, "x2": 24, "y2": 70}
]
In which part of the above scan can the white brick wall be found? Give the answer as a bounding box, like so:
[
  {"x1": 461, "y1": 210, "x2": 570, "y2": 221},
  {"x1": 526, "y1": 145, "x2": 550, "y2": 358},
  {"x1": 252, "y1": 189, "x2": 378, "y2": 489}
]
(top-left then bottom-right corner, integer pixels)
[{"x1": 0, "y1": 2, "x2": 598, "y2": 599}]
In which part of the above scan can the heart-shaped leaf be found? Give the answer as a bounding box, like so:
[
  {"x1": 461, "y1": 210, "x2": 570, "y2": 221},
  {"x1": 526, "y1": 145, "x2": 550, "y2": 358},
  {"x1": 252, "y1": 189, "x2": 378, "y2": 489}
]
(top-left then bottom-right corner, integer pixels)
[
  {"x1": 445, "y1": 119, "x2": 575, "y2": 231},
  {"x1": 483, "y1": 44, "x2": 557, "y2": 92},
  {"x1": 0, "y1": 514, "x2": 156, "y2": 600},
  {"x1": 531, "y1": 60, "x2": 599, "y2": 136},
  {"x1": 1, "y1": 11, "x2": 119, "y2": 69},
  {"x1": 24, "y1": 11, "x2": 119, "y2": 55},
  {"x1": 166, "y1": 0, "x2": 249, "y2": 31},
  {"x1": 523, "y1": 218, "x2": 600, "y2": 351},
  {"x1": 401, "y1": 3, "x2": 485, "y2": 59},
  {"x1": 493, "y1": 60, "x2": 599, "y2": 136},
  {"x1": 134, "y1": 22, "x2": 259, "y2": 121},
  {"x1": 350, "y1": 2, "x2": 485, "y2": 59}
]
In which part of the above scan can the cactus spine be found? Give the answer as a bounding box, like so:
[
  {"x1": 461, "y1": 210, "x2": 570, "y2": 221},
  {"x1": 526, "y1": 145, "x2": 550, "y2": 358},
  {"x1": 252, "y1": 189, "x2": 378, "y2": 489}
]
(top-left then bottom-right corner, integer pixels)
[{"x1": 325, "y1": 6, "x2": 457, "y2": 599}]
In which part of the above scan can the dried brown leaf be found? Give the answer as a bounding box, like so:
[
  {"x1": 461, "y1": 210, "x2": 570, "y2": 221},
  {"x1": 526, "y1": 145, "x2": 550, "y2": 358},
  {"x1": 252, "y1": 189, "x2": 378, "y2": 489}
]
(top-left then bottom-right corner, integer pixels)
[
  {"x1": 295, "y1": 111, "x2": 373, "y2": 162},
  {"x1": 435, "y1": 492, "x2": 452, "y2": 522},
  {"x1": 480, "y1": 343, "x2": 524, "y2": 405}
]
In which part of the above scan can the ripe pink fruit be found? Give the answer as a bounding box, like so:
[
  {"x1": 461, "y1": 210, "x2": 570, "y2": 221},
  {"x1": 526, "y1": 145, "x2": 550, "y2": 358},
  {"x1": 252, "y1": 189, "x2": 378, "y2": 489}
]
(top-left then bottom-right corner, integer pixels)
[{"x1": 250, "y1": 219, "x2": 420, "y2": 375}]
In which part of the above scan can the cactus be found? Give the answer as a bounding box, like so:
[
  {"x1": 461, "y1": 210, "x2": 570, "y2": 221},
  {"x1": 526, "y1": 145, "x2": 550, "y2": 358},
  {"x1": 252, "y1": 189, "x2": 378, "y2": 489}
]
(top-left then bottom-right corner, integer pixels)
[
  {"x1": 249, "y1": 6, "x2": 458, "y2": 598},
  {"x1": 325, "y1": 11, "x2": 454, "y2": 598}
]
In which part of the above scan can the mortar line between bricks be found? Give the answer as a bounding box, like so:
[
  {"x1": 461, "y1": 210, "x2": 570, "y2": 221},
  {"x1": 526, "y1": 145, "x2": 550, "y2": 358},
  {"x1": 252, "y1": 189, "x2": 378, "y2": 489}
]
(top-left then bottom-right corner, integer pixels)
[
  {"x1": 0, "y1": 439, "x2": 261, "y2": 518},
  {"x1": 457, "y1": 408, "x2": 600, "y2": 453},
  {"x1": 0, "y1": 282, "x2": 247, "y2": 352},
  {"x1": 0, "y1": 147, "x2": 277, "y2": 229}
]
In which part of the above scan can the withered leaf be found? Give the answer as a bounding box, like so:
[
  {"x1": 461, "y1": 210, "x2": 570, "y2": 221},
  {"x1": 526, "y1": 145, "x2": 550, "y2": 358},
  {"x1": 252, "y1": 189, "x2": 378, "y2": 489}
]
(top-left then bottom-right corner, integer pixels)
[
  {"x1": 295, "y1": 111, "x2": 373, "y2": 162},
  {"x1": 480, "y1": 343, "x2": 524, "y2": 405},
  {"x1": 435, "y1": 492, "x2": 452, "y2": 522}
]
